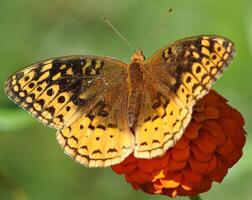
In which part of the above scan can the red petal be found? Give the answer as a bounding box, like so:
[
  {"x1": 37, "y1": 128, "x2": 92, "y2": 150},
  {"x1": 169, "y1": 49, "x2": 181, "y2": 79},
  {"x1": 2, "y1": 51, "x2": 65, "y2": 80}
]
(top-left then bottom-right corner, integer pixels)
[
  {"x1": 209, "y1": 159, "x2": 228, "y2": 182},
  {"x1": 185, "y1": 122, "x2": 201, "y2": 140},
  {"x1": 191, "y1": 144, "x2": 213, "y2": 162},
  {"x1": 174, "y1": 136, "x2": 189, "y2": 150},
  {"x1": 111, "y1": 164, "x2": 125, "y2": 174},
  {"x1": 182, "y1": 169, "x2": 203, "y2": 183},
  {"x1": 123, "y1": 154, "x2": 137, "y2": 165},
  {"x1": 203, "y1": 107, "x2": 220, "y2": 120},
  {"x1": 148, "y1": 152, "x2": 170, "y2": 170},
  {"x1": 203, "y1": 120, "x2": 226, "y2": 145},
  {"x1": 137, "y1": 159, "x2": 155, "y2": 173},
  {"x1": 206, "y1": 155, "x2": 217, "y2": 174},
  {"x1": 126, "y1": 169, "x2": 145, "y2": 184},
  {"x1": 193, "y1": 133, "x2": 216, "y2": 154},
  {"x1": 227, "y1": 149, "x2": 242, "y2": 166},
  {"x1": 171, "y1": 146, "x2": 190, "y2": 162},
  {"x1": 231, "y1": 108, "x2": 245, "y2": 126},
  {"x1": 233, "y1": 127, "x2": 246, "y2": 147},
  {"x1": 138, "y1": 170, "x2": 153, "y2": 182},
  {"x1": 123, "y1": 163, "x2": 137, "y2": 174},
  {"x1": 205, "y1": 92, "x2": 226, "y2": 107},
  {"x1": 193, "y1": 112, "x2": 206, "y2": 122},
  {"x1": 167, "y1": 157, "x2": 187, "y2": 172},
  {"x1": 137, "y1": 151, "x2": 170, "y2": 173},
  {"x1": 217, "y1": 138, "x2": 235, "y2": 159},
  {"x1": 189, "y1": 156, "x2": 209, "y2": 174},
  {"x1": 219, "y1": 117, "x2": 237, "y2": 138}
]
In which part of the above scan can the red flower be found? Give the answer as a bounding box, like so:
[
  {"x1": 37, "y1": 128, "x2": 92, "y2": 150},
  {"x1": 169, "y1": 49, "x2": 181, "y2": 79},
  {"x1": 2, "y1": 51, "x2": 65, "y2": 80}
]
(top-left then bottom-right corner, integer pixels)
[{"x1": 112, "y1": 90, "x2": 246, "y2": 197}]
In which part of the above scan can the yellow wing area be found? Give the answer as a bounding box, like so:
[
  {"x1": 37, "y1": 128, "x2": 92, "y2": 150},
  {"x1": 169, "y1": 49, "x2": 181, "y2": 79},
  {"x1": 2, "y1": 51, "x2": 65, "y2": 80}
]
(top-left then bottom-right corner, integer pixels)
[
  {"x1": 5, "y1": 55, "x2": 134, "y2": 167},
  {"x1": 134, "y1": 35, "x2": 235, "y2": 159},
  {"x1": 57, "y1": 76, "x2": 134, "y2": 167},
  {"x1": 58, "y1": 123, "x2": 134, "y2": 167}
]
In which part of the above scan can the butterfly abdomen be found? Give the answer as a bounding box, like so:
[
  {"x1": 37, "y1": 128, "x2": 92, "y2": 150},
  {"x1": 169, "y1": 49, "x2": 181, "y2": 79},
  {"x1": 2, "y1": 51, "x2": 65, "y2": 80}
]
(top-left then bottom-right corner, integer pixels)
[{"x1": 127, "y1": 56, "x2": 145, "y2": 129}]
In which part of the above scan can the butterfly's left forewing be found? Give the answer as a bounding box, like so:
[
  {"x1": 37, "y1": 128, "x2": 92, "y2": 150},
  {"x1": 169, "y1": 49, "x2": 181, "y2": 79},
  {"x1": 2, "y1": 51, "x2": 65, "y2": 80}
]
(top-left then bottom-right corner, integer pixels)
[
  {"x1": 5, "y1": 56, "x2": 134, "y2": 167},
  {"x1": 5, "y1": 56, "x2": 124, "y2": 128},
  {"x1": 134, "y1": 35, "x2": 235, "y2": 159}
]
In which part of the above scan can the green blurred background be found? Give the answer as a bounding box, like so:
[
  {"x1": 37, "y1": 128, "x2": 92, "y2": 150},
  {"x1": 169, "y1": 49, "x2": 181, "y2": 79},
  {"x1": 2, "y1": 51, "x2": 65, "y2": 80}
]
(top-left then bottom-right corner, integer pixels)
[{"x1": 0, "y1": 0, "x2": 251, "y2": 199}]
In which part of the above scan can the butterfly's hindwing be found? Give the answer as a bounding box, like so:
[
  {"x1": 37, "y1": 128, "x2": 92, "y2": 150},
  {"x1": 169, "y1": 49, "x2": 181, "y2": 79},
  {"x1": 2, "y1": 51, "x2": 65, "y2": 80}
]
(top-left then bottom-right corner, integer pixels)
[{"x1": 57, "y1": 76, "x2": 134, "y2": 167}]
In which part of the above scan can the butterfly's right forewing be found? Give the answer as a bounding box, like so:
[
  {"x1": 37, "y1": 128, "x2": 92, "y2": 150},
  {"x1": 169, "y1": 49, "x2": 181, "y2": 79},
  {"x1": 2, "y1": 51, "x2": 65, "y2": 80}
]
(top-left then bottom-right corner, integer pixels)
[{"x1": 134, "y1": 36, "x2": 235, "y2": 159}]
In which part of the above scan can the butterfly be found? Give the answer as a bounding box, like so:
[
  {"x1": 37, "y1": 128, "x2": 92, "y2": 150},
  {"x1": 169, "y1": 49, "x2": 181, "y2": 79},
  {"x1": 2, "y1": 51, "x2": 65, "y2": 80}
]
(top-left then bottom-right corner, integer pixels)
[{"x1": 5, "y1": 35, "x2": 235, "y2": 167}]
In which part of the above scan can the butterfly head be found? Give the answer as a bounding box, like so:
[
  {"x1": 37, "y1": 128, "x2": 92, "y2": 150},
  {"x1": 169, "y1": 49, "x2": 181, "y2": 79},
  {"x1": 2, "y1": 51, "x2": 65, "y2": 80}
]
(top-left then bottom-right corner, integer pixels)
[{"x1": 131, "y1": 49, "x2": 145, "y2": 64}]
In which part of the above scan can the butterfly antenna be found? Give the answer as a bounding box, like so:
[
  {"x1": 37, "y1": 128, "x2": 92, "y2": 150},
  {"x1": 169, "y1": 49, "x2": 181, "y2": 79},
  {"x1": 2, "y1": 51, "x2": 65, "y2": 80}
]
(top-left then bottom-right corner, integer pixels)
[
  {"x1": 103, "y1": 16, "x2": 134, "y2": 51},
  {"x1": 141, "y1": 8, "x2": 173, "y2": 48}
]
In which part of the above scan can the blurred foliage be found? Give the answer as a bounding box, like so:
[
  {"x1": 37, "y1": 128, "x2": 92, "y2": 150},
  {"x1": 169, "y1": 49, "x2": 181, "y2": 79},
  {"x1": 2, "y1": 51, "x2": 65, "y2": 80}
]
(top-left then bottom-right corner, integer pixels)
[{"x1": 0, "y1": 0, "x2": 251, "y2": 199}]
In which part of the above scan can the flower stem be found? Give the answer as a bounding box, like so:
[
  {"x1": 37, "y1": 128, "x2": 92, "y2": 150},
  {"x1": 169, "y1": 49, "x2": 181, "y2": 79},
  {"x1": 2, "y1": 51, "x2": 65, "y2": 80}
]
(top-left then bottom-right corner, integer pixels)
[{"x1": 189, "y1": 195, "x2": 202, "y2": 200}]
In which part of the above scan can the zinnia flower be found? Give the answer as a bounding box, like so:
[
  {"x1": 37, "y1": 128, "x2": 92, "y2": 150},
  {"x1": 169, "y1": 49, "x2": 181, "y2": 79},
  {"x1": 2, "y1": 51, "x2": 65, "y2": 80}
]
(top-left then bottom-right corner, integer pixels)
[{"x1": 112, "y1": 90, "x2": 246, "y2": 198}]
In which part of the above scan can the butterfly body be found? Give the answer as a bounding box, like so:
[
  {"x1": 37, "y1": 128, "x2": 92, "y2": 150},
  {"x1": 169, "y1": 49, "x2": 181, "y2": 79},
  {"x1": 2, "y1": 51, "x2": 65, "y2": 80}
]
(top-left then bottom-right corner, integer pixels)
[
  {"x1": 5, "y1": 35, "x2": 235, "y2": 167},
  {"x1": 127, "y1": 49, "x2": 145, "y2": 128}
]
